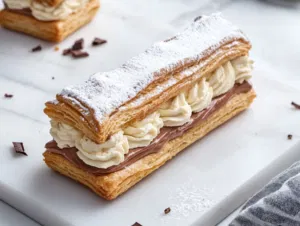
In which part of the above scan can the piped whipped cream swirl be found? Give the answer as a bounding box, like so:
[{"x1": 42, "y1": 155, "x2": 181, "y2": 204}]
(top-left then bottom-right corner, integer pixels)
[
  {"x1": 208, "y1": 61, "x2": 236, "y2": 97},
  {"x1": 124, "y1": 112, "x2": 164, "y2": 149},
  {"x1": 231, "y1": 56, "x2": 254, "y2": 84},
  {"x1": 50, "y1": 120, "x2": 83, "y2": 149},
  {"x1": 32, "y1": 0, "x2": 89, "y2": 21},
  {"x1": 76, "y1": 131, "x2": 129, "y2": 169},
  {"x1": 185, "y1": 79, "x2": 213, "y2": 113},
  {"x1": 4, "y1": 0, "x2": 89, "y2": 21},
  {"x1": 159, "y1": 93, "x2": 192, "y2": 127},
  {"x1": 50, "y1": 120, "x2": 129, "y2": 168}
]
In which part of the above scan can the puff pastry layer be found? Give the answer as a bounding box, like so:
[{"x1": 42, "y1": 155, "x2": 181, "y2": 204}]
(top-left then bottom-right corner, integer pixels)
[
  {"x1": 44, "y1": 89, "x2": 256, "y2": 200},
  {"x1": 43, "y1": 14, "x2": 256, "y2": 200},
  {"x1": 0, "y1": 0, "x2": 99, "y2": 42},
  {"x1": 45, "y1": 14, "x2": 251, "y2": 143}
]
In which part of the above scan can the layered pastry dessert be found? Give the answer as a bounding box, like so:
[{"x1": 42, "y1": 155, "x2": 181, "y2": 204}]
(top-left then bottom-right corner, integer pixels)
[
  {"x1": 43, "y1": 14, "x2": 256, "y2": 200},
  {"x1": 0, "y1": 0, "x2": 100, "y2": 42}
]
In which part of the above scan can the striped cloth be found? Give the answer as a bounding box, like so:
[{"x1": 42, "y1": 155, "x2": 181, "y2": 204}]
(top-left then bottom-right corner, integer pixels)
[{"x1": 230, "y1": 161, "x2": 300, "y2": 226}]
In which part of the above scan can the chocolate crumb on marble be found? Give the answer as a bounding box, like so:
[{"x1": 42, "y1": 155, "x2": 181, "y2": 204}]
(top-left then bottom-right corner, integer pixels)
[
  {"x1": 71, "y1": 50, "x2": 89, "y2": 58},
  {"x1": 12, "y1": 142, "x2": 27, "y2": 156},
  {"x1": 63, "y1": 48, "x2": 72, "y2": 56},
  {"x1": 287, "y1": 134, "x2": 293, "y2": 140},
  {"x1": 4, "y1": 93, "x2": 13, "y2": 98},
  {"x1": 92, "y1": 37, "x2": 107, "y2": 46},
  {"x1": 72, "y1": 38, "x2": 84, "y2": 50},
  {"x1": 164, "y1": 207, "x2": 171, "y2": 214},
  {"x1": 32, "y1": 45, "x2": 42, "y2": 52},
  {"x1": 132, "y1": 222, "x2": 142, "y2": 226},
  {"x1": 52, "y1": 77, "x2": 55, "y2": 80},
  {"x1": 291, "y1": 101, "x2": 300, "y2": 109}
]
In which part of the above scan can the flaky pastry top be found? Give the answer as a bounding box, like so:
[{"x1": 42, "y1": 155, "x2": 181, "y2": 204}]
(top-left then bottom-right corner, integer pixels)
[{"x1": 44, "y1": 13, "x2": 251, "y2": 143}]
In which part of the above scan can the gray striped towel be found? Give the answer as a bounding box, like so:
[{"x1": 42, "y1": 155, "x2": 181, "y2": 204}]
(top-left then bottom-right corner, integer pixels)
[{"x1": 230, "y1": 161, "x2": 300, "y2": 226}]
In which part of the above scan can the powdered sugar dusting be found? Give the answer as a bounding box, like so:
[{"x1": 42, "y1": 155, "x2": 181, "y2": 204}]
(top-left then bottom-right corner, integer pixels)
[
  {"x1": 61, "y1": 13, "x2": 248, "y2": 123},
  {"x1": 158, "y1": 179, "x2": 215, "y2": 224},
  {"x1": 122, "y1": 77, "x2": 178, "y2": 109}
]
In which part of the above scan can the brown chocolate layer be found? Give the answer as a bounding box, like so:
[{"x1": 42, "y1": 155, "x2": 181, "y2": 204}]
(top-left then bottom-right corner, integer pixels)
[
  {"x1": 4, "y1": 3, "x2": 32, "y2": 16},
  {"x1": 8, "y1": 8, "x2": 32, "y2": 16},
  {"x1": 45, "y1": 81, "x2": 252, "y2": 175}
]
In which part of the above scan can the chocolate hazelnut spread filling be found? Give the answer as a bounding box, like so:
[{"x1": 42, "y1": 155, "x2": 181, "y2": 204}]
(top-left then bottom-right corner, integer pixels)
[
  {"x1": 8, "y1": 8, "x2": 32, "y2": 16},
  {"x1": 4, "y1": 3, "x2": 32, "y2": 16},
  {"x1": 45, "y1": 81, "x2": 252, "y2": 175}
]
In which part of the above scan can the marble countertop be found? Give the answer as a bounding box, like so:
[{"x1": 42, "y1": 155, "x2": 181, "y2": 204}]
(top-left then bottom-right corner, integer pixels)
[{"x1": 0, "y1": 0, "x2": 299, "y2": 225}]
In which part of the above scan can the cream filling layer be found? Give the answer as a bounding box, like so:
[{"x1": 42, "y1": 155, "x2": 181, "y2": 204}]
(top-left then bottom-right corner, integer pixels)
[
  {"x1": 49, "y1": 56, "x2": 253, "y2": 168},
  {"x1": 124, "y1": 112, "x2": 164, "y2": 149},
  {"x1": 208, "y1": 61, "x2": 236, "y2": 97},
  {"x1": 76, "y1": 131, "x2": 129, "y2": 169},
  {"x1": 159, "y1": 93, "x2": 192, "y2": 127},
  {"x1": 50, "y1": 121, "x2": 129, "y2": 169},
  {"x1": 185, "y1": 79, "x2": 213, "y2": 113},
  {"x1": 232, "y1": 56, "x2": 254, "y2": 84},
  {"x1": 50, "y1": 120, "x2": 82, "y2": 149},
  {"x1": 4, "y1": 0, "x2": 89, "y2": 21}
]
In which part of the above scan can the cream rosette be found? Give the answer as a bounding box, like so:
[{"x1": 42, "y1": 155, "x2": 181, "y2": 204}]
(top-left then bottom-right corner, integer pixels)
[
  {"x1": 232, "y1": 56, "x2": 254, "y2": 84},
  {"x1": 185, "y1": 79, "x2": 213, "y2": 113},
  {"x1": 50, "y1": 120, "x2": 83, "y2": 149},
  {"x1": 208, "y1": 61, "x2": 236, "y2": 97},
  {"x1": 31, "y1": 0, "x2": 89, "y2": 21},
  {"x1": 76, "y1": 131, "x2": 129, "y2": 169},
  {"x1": 124, "y1": 112, "x2": 164, "y2": 149},
  {"x1": 159, "y1": 93, "x2": 192, "y2": 127}
]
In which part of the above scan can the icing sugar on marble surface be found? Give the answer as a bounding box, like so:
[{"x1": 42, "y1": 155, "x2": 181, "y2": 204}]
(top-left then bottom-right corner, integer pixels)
[
  {"x1": 159, "y1": 179, "x2": 214, "y2": 224},
  {"x1": 169, "y1": 183, "x2": 214, "y2": 218},
  {"x1": 61, "y1": 13, "x2": 248, "y2": 123}
]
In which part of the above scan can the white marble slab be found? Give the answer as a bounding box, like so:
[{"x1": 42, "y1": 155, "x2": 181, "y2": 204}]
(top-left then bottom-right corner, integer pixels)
[{"x1": 0, "y1": 1, "x2": 300, "y2": 226}]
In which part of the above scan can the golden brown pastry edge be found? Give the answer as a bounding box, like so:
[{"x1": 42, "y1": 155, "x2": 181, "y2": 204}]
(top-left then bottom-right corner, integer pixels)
[
  {"x1": 0, "y1": 0, "x2": 100, "y2": 42},
  {"x1": 44, "y1": 41, "x2": 251, "y2": 143},
  {"x1": 43, "y1": 88, "x2": 256, "y2": 200}
]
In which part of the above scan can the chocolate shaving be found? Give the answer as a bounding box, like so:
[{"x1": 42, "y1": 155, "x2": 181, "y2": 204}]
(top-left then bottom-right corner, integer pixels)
[
  {"x1": 32, "y1": 45, "x2": 42, "y2": 52},
  {"x1": 287, "y1": 134, "x2": 293, "y2": 140},
  {"x1": 4, "y1": 93, "x2": 13, "y2": 98},
  {"x1": 194, "y1": 15, "x2": 202, "y2": 22},
  {"x1": 12, "y1": 142, "x2": 27, "y2": 156},
  {"x1": 92, "y1": 37, "x2": 107, "y2": 46},
  {"x1": 62, "y1": 48, "x2": 72, "y2": 56},
  {"x1": 164, "y1": 207, "x2": 171, "y2": 214},
  {"x1": 71, "y1": 50, "x2": 89, "y2": 58},
  {"x1": 72, "y1": 38, "x2": 84, "y2": 50},
  {"x1": 132, "y1": 222, "x2": 142, "y2": 226},
  {"x1": 291, "y1": 102, "x2": 300, "y2": 109}
]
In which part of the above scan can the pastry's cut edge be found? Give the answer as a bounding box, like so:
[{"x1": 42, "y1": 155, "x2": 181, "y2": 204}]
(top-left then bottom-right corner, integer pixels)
[
  {"x1": 43, "y1": 89, "x2": 256, "y2": 200},
  {"x1": 0, "y1": 0, "x2": 100, "y2": 42}
]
